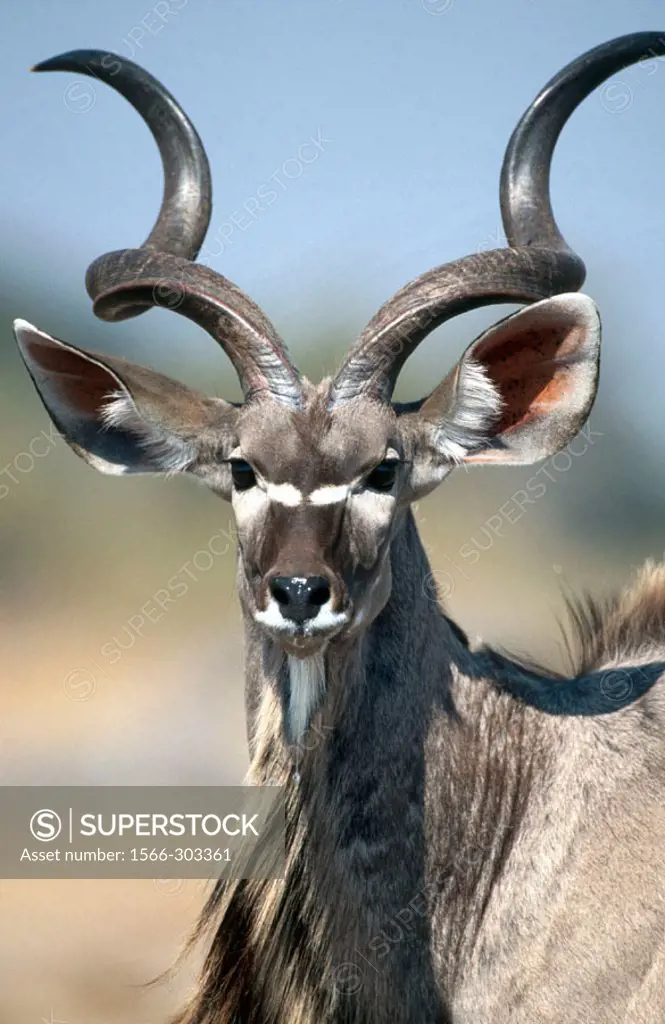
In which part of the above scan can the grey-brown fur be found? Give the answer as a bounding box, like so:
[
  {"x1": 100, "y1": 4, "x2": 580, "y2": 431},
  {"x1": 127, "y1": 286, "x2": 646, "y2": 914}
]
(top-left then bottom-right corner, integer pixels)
[
  {"x1": 13, "y1": 32, "x2": 665, "y2": 1024},
  {"x1": 167, "y1": 506, "x2": 665, "y2": 1024}
]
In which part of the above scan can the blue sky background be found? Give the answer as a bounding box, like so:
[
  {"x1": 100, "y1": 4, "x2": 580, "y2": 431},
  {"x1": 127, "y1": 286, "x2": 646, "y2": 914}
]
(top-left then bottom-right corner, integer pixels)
[{"x1": 3, "y1": 0, "x2": 665, "y2": 438}]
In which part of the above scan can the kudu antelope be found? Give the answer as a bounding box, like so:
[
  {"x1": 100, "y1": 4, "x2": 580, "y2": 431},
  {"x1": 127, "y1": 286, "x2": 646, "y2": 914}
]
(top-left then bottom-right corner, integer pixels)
[{"x1": 13, "y1": 31, "x2": 665, "y2": 1024}]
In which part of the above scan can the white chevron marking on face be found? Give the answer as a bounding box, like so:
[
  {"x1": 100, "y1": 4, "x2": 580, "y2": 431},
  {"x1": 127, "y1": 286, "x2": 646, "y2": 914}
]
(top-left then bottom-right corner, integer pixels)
[
  {"x1": 262, "y1": 482, "x2": 350, "y2": 507},
  {"x1": 308, "y1": 484, "x2": 350, "y2": 506},
  {"x1": 265, "y1": 482, "x2": 304, "y2": 506}
]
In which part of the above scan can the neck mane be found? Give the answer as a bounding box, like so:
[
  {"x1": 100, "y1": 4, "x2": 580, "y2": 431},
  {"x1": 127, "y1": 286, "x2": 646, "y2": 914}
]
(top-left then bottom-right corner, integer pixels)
[{"x1": 179, "y1": 509, "x2": 556, "y2": 1024}]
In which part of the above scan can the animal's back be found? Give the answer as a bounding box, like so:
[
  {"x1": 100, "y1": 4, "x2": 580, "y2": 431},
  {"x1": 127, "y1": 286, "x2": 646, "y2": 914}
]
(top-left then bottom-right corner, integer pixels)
[{"x1": 451, "y1": 560, "x2": 665, "y2": 1022}]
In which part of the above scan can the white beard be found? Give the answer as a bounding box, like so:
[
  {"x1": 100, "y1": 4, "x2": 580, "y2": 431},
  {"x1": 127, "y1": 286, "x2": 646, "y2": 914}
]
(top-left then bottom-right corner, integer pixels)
[{"x1": 287, "y1": 652, "x2": 326, "y2": 746}]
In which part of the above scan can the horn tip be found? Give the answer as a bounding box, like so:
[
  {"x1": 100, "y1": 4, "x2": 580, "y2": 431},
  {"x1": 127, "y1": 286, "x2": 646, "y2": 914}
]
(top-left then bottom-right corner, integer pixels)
[
  {"x1": 31, "y1": 51, "x2": 98, "y2": 73},
  {"x1": 31, "y1": 55, "x2": 67, "y2": 73}
]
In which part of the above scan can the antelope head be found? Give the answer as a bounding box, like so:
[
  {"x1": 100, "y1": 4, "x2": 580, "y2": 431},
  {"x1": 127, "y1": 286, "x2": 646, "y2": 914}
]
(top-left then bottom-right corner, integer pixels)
[{"x1": 15, "y1": 50, "x2": 600, "y2": 710}]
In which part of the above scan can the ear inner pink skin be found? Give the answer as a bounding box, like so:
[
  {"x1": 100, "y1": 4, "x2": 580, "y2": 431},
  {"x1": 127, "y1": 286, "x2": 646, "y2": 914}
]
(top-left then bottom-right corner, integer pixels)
[
  {"x1": 21, "y1": 336, "x2": 122, "y2": 419},
  {"x1": 473, "y1": 324, "x2": 586, "y2": 434}
]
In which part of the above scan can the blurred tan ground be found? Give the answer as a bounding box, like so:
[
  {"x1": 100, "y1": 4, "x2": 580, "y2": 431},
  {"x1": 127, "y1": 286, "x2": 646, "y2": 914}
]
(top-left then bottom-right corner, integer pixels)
[{"x1": 2, "y1": 294, "x2": 664, "y2": 1022}]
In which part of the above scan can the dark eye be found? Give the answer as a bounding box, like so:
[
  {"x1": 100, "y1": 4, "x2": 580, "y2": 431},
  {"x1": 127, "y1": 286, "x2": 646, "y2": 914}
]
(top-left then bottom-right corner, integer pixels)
[
  {"x1": 230, "y1": 459, "x2": 257, "y2": 491},
  {"x1": 365, "y1": 460, "x2": 398, "y2": 493}
]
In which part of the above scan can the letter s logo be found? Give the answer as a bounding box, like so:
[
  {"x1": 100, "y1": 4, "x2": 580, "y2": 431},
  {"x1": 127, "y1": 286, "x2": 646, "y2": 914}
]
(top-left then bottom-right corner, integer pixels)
[{"x1": 30, "y1": 809, "x2": 62, "y2": 842}]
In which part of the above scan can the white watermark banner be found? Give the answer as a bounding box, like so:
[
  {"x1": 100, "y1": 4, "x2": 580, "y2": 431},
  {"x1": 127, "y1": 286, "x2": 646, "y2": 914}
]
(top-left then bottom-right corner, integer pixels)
[{"x1": 0, "y1": 786, "x2": 285, "y2": 879}]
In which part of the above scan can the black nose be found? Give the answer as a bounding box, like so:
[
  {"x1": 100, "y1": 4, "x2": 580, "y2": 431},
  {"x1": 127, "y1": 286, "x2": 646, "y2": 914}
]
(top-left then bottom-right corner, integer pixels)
[{"x1": 269, "y1": 575, "x2": 331, "y2": 623}]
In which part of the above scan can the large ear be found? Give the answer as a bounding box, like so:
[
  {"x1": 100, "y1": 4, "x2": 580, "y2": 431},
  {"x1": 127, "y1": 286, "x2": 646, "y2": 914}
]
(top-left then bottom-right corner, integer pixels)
[
  {"x1": 406, "y1": 293, "x2": 600, "y2": 483},
  {"x1": 13, "y1": 320, "x2": 238, "y2": 482}
]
